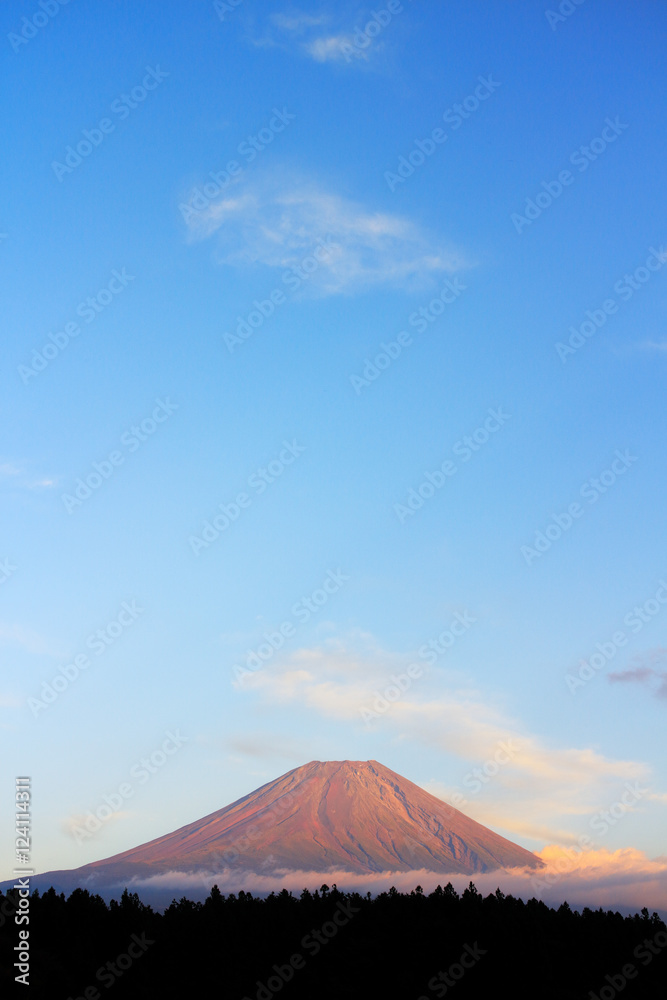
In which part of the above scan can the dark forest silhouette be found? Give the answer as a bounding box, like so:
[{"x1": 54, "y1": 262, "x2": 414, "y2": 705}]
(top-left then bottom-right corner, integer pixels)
[{"x1": 1, "y1": 882, "x2": 665, "y2": 998}]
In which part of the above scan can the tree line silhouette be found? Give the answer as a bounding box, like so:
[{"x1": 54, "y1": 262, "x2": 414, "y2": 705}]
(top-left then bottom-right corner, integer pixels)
[{"x1": 1, "y1": 881, "x2": 665, "y2": 998}]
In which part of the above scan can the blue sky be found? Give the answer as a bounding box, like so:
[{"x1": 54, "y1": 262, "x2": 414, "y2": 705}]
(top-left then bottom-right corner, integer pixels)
[{"x1": 2, "y1": 0, "x2": 666, "y2": 893}]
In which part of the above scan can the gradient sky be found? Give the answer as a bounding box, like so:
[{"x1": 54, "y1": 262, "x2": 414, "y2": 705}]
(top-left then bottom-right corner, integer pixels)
[{"x1": 1, "y1": 0, "x2": 666, "y2": 887}]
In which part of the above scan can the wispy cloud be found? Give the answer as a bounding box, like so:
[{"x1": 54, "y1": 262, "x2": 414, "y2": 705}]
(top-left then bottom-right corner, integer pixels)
[
  {"x1": 185, "y1": 176, "x2": 466, "y2": 295},
  {"x1": 61, "y1": 811, "x2": 131, "y2": 838},
  {"x1": 0, "y1": 460, "x2": 58, "y2": 491},
  {"x1": 0, "y1": 692, "x2": 22, "y2": 708},
  {"x1": 0, "y1": 462, "x2": 22, "y2": 479},
  {"x1": 270, "y1": 12, "x2": 328, "y2": 32},
  {"x1": 0, "y1": 623, "x2": 66, "y2": 658},
  {"x1": 224, "y1": 733, "x2": 311, "y2": 761},
  {"x1": 28, "y1": 476, "x2": 58, "y2": 489},
  {"x1": 304, "y1": 34, "x2": 362, "y2": 63},
  {"x1": 248, "y1": 7, "x2": 403, "y2": 65},
  {"x1": 250, "y1": 10, "x2": 332, "y2": 54},
  {"x1": 609, "y1": 649, "x2": 667, "y2": 699},
  {"x1": 251, "y1": 11, "x2": 360, "y2": 64}
]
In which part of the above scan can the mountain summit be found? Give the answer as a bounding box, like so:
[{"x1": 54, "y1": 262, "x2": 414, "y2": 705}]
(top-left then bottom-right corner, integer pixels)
[{"x1": 21, "y1": 760, "x2": 542, "y2": 895}]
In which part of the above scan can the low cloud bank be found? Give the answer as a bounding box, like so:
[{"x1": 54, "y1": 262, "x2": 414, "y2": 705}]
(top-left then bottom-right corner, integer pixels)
[{"x1": 118, "y1": 846, "x2": 667, "y2": 916}]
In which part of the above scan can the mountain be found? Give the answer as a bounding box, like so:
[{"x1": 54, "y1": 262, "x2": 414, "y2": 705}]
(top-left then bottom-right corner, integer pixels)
[{"x1": 2, "y1": 760, "x2": 542, "y2": 899}]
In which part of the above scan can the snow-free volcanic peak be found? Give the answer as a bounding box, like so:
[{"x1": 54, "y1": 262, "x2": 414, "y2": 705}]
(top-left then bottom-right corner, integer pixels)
[{"x1": 11, "y1": 760, "x2": 543, "y2": 898}]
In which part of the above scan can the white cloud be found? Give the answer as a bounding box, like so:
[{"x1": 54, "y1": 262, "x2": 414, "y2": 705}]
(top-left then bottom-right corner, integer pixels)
[
  {"x1": 636, "y1": 340, "x2": 667, "y2": 354},
  {"x1": 304, "y1": 34, "x2": 361, "y2": 63},
  {"x1": 0, "y1": 462, "x2": 21, "y2": 479},
  {"x1": 0, "y1": 623, "x2": 66, "y2": 657},
  {"x1": 0, "y1": 460, "x2": 57, "y2": 490},
  {"x1": 255, "y1": 8, "x2": 394, "y2": 66},
  {"x1": 0, "y1": 693, "x2": 21, "y2": 708},
  {"x1": 61, "y1": 811, "x2": 131, "y2": 838},
  {"x1": 27, "y1": 477, "x2": 58, "y2": 489},
  {"x1": 183, "y1": 194, "x2": 255, "y2": 243},
  {"x1": 250, "y1": 11, "x2": 332, "y2": 55},
  {"x1": 185, "y1": 177, "x2": 466, "y2": 295}
]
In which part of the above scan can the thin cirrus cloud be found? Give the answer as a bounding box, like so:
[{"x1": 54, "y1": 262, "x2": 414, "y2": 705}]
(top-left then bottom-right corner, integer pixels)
[
  {"x1": 61, "y1": 811, "x2": 131, "y2": 839},
  {"x1": 225, "y1": 733, "x2": 311, "y2": 762},
  {"x1": 304, "y1": 34, "x2": 361, "y2": 63},
  {"x1": 235, "y1": 636, "x2": 657, "y2": 844},
  {"x1": 184, "y1": 178, "x2": 466, "y2": 296},
  {"x1": 0, "y1": 462, "x2": 22, "y2": 479},
  {"x1": 609, "y1": 657, "x2": 667, "y2": 700},
  {"x1": 252, "y1": 11, "x2": 372, "y2": 64},
  {"x1": 0, "y1": 693, "x2": 22, "y2": 708},
  {"x1": 0, "y1": 460, "x2": 57, "y2": 490},
  {"x1": 270, "y1": 12, "x2": 329, "y2": 32},
  {"x1": 0, "y1": 623, "x2": 66, "y2": 658}
]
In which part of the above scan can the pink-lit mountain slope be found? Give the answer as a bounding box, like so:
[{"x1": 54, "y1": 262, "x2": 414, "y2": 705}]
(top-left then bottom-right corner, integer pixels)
[{"x1": 61, "y1": 759, "x2": 544, "y2": 881}]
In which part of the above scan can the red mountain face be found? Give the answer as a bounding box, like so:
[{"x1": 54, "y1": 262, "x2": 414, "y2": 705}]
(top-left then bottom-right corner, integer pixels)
[{"x1": 77, "y1": 759, "x2": 543, "y2": 879}]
